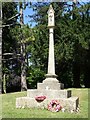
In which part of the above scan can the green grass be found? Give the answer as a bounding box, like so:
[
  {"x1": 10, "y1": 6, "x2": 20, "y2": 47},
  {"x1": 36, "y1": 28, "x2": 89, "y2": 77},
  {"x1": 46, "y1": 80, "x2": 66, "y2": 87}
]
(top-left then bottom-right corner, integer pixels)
[{"x1": 1, "y1": 88, "x2": 89, "y2": 118}]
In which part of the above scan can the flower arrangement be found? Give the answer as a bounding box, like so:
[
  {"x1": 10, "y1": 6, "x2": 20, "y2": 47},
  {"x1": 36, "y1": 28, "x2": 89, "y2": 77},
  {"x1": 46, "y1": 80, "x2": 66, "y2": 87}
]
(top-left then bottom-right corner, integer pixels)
[
  {"x1": 48, "y1": 100, "x2": 62, "y2": 112},
  {"x1": 35, "y1": 95, "x2": 46, "y2": 102}
]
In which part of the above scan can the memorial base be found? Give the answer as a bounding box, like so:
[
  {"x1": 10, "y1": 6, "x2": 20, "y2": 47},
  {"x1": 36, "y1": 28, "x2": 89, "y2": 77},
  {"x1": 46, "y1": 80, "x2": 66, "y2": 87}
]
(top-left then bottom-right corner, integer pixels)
[
  {"x1": 27, "y1": 89, "x2": 71, "y2": 98},
  {"x1": 16, "y1": 76, "x2": 79, "y2": 112},
  {"x1": 16, "y1": 96, "x2": 79, "y2": 112}
]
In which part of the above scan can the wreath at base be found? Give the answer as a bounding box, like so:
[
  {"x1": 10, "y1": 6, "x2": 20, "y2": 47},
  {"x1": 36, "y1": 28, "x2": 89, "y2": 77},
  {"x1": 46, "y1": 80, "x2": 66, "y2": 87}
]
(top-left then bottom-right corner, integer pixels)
[
  {"x1": 35, "y1": 96, "x2": 46, "y2": 102},
  {"x1": 48, "y1": 100, "x2": 62, "y2": 112}
]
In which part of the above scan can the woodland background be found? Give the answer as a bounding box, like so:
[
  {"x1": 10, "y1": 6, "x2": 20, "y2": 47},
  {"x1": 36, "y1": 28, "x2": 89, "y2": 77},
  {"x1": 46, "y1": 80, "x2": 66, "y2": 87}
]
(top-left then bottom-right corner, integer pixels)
[{"x1": 1, "y1": 1, "x2": 90, "y2": 93}]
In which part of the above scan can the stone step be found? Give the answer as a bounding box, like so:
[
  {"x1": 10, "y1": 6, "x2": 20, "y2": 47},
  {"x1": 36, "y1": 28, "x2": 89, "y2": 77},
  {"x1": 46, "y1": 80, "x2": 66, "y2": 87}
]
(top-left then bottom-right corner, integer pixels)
[
  {"x1": 37, "y1": 82, "x2": 64, "y2": 90},
  {"x1": 27, "y1": 89, "x2": 72, "y2": 98},
  {"x1": 16, "y1": 96, "x2": 79, "y2": 112}
]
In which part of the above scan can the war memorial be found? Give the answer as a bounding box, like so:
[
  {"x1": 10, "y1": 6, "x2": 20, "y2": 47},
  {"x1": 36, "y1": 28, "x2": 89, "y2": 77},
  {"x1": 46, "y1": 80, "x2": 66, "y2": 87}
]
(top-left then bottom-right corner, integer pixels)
[{"x1": 16, "y1": 5, "x2": 79, "y2": 112}]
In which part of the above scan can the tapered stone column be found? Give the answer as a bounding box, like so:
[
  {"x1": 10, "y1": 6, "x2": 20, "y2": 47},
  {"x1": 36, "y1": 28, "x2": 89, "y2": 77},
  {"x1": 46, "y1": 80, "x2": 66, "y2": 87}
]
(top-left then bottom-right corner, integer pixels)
[
  {"x1": 44, "y1": 5, "x2": 58, "y2": 83},
  {"x1": 48, "y1": 28, "x2": 55, "y2": 75},
  {"x1": 37, "y1": 4, "x2": 64, "y2": 89}
]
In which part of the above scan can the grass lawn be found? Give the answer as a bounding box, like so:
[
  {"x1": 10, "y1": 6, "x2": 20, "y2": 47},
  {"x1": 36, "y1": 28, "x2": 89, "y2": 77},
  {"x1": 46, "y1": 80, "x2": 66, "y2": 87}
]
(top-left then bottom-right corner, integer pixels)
[{"x1": 1, "y1": 88, "x2": 89, "y2": 118}]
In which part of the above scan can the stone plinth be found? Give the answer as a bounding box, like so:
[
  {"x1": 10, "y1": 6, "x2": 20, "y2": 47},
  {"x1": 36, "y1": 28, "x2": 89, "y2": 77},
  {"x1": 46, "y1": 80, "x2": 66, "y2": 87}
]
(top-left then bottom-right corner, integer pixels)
[
  {"x1": 16, "y1": 97, "x2": 79, "y2": 112},
  {"x1": 27, "y1": 89, "x2": 71, "y2": 98},
  {"x1": 16, "y1": 88, "x2": 79, "y2": 112},
  {"x1": 37, "y1": 76, "x2": 64, "y2": 90},
  {"x1": 37, "y1": 82, "x2": 64, "y2": 90}
]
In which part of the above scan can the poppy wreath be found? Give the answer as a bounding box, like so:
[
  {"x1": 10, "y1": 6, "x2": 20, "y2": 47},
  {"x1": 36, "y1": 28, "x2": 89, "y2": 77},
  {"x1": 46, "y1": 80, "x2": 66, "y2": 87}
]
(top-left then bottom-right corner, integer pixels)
[
  {"x1": 35, "y1": 96, "x2": 46, "y2": 102},
  {"x1": 48, "y1": 100, "x2": 62, "y2": 112}
]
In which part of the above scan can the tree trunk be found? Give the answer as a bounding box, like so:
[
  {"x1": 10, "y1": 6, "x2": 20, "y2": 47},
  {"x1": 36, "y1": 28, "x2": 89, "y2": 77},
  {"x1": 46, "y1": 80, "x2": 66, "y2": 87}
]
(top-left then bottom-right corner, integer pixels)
[
  {"x1": 0, "y1": 28, "x2": 2, "y2": 93},
  {"x1": 20, "y1": 3, "x2": 27, "y2": 91},
  {"x1": 0, "y1": 4, "x2": 2, "y2": 93},
  {"x1": 21, "y1": 43, "x2": 27, "y2": 91},
  {"x1": 3, "y1": 74, "x2": 6, "y2": 93}
]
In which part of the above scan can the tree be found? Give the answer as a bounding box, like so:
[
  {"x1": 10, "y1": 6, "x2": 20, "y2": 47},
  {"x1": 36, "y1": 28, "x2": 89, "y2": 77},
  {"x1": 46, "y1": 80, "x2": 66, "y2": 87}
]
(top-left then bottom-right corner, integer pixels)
[
  {"x1": 19, "y1": 2, "x2": 27, "y2": 91},
  {"x1": 2, "y1": 2, "x2": 21, "y2": 93}
]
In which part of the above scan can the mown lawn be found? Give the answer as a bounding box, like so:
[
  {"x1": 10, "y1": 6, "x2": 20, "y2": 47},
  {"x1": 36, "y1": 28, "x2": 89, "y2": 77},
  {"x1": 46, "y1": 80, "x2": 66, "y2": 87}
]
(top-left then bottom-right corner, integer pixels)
[{"x1": 1, "y1": 88, "x2": 89, "y2": 118}]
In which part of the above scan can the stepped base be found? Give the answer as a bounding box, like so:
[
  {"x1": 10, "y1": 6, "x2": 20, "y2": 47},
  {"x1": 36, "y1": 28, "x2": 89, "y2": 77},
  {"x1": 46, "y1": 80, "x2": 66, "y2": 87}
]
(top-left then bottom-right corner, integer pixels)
[
  {"x1": 37, "y1": 82, "x2": 64, "y2": 90},
  {"x1": 16, "y1": 97, "x2": 79, "y2": 112},
  {"x1": 27, "y1": 89, "x2": 71, "y2": 98},
  {"x1": 38, "y1": 77, "x2": 64, "y2": 90}
]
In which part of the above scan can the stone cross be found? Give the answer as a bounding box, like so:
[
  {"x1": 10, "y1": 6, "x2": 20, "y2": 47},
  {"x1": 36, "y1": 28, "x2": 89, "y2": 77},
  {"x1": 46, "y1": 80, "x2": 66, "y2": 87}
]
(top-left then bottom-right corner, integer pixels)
[
  {"x1": 44, "y1": 4, "x2": 58, "y2": 82},
  {"x1": 48, "y1": 5, "x2": 55, "y2": 75}
]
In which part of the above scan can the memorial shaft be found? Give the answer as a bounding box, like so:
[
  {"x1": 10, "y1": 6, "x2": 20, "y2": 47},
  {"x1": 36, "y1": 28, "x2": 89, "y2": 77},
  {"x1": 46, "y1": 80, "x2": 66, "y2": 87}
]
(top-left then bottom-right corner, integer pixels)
[
  {"x1": 47, "y1": 4, "x2": 56, "y2": 76},
  {"x1": 44, "y1": 4, "x2": 58, "y2": 82},
  {"x1": 48, "y1": 28, "x2": 55, "y2": 75}
]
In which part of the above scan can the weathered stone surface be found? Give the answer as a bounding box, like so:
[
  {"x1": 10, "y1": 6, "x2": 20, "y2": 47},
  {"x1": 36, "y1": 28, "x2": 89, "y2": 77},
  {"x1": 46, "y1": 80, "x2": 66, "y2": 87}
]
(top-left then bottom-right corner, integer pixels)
[
  {"x1": 27, "y1": 89, "x2": 71, "y2": 98},
  {"x1": 37, "y1": 82, "x2": 64, "y2": 90},
  {"x1": 16, "y1": 97, "x2": 79, "y2": 112}
]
